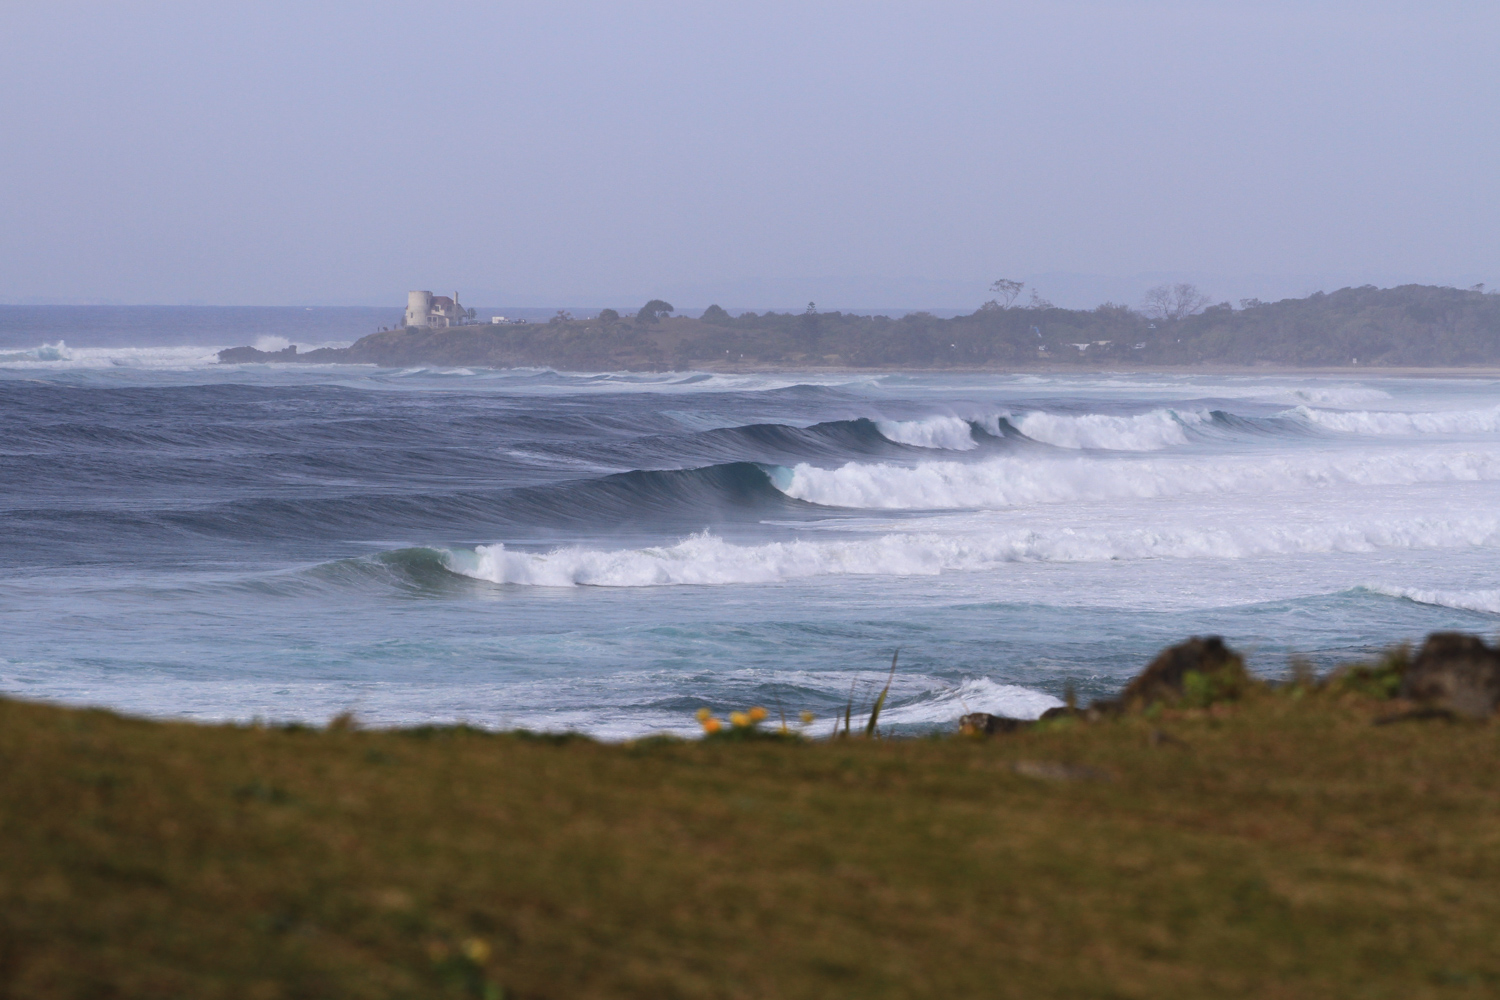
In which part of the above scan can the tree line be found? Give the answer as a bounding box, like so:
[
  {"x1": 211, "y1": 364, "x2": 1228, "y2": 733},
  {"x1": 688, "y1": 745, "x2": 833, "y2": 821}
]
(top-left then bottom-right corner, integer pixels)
[
  {"x1": 321, "y1": 282, "x2": 1500, "y2": 369},
  {"x1": 594, "y1": 282, "x2": 1500, "y2": 368}
]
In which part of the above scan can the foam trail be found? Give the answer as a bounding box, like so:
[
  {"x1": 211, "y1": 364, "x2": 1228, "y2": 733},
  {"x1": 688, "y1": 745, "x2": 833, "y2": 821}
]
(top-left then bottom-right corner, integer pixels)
[
  {"x1": 780, "y1": 446, "x2": 1500, "y2": 510},
  {"x1": 1013, "y1": 408, "x2": 1206, "y2": 450},
  {"x1": 441, "y1": 514, "x2": 1500, "y2": 588},
  {"x1": 1366, "y1": 585, "x2": 1500, "y2": 615},
  {"x1": 1293, "y1": 405, "x2": 1500, "y2": 436},
  {"x1": 874, "y1": 415, "x2": 977, "y2": 450}
]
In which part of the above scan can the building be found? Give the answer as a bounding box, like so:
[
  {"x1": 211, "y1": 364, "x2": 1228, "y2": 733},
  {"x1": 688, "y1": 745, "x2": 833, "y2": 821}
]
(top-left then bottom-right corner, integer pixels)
[{"x1": 405, "y1": 290, "x2": 469, "y2": 328}]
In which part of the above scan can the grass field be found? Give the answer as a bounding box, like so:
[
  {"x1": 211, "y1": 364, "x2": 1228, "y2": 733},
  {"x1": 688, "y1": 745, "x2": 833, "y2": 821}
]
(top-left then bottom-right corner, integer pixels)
[{"x1": 2, "y1": 686, "x2": 1498, "y2": 999}]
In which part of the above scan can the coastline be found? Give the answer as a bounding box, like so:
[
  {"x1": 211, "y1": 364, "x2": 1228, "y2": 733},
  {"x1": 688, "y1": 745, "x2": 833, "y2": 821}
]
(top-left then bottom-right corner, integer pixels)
[{"x1": 217, "y1": 285, "x2": 1500, "y2": 373}]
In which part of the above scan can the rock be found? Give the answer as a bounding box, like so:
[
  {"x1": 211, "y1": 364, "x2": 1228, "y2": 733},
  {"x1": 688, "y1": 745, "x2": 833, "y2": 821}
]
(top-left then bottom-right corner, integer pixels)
[
  {"x1": 958, "y1": 713, "x2": 1030, "y2": 735},
  {"x1": 1399, "y1": 632, "x2": 1500, "y2": 719},
  {"x1": 1038, "y1": 702, "x2": 1119, "y2": 723},
  {"x1": 1118, "y1": 636, "x2": 1251, "y2": 708},
  {"x1": 218, "y1": 344, "x2": 297, "y2": 363}
]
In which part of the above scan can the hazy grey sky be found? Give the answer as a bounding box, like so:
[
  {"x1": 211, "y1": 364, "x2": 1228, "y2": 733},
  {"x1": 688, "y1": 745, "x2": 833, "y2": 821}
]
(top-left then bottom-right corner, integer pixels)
[{"x1": 2, "y1": 1, "x2": 1496, "y2": 309}]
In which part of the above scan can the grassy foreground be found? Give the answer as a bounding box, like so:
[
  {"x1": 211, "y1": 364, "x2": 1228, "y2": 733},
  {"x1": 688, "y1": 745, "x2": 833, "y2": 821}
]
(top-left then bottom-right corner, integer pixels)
[{"x1": 2, "y1": 691, "x2": 1499, "y2": 999}]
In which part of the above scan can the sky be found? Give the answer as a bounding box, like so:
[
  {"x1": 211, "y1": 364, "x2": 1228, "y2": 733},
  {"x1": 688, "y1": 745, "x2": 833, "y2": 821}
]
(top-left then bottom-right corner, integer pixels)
[{"x1": 1, "y1": 1, "x2": 1496, "y2": 311}]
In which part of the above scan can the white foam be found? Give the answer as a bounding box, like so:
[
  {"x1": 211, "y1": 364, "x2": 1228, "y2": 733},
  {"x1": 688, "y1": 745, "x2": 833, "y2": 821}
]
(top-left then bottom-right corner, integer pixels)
[
  {"x1": 1013, "y1": 408, "x2": 1206, "y2": 451},
  {"x1": 441, "y1": 511, "x2": 1500, "y2": 589},
  {"x1": 780, "y1": 446, "x2": 1500, "y2": 510},
  {"x1": 1366, "y1": 585, "x2": 1500, "y2": 615},
  {"x1": 0, "y1": 343, "x2": 224, "y2": 369},
  {"x1": 874, "y1": 415, "x2": 978, "y2": 450},
  {"x1": 878, "y1": 677, "x2": 1063, "y2": 724},
  {"x1": 0, "y1": 340, "x2": 74, "y2": 363},
  {"x1": 1293, "y1": 405, "x2": 1500, "y2": 437}
]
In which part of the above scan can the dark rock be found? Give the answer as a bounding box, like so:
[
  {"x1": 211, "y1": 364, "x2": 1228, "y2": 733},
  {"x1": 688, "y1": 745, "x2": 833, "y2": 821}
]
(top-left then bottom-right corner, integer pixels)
[
  {"x1": 1119, "y1": 636, "x2": 1251, "y2": 708},
  {"x1": 1038, "y1": 700, "x2": 1120, "y2": 723},
  {"x1": 959, "y1": 713, "x2": 1030, "y2": 735},
  {"x1": 1399, "y1": 632, "x2": 1500, "y2": 719},
  {"x1": 218, "y1": 344, "x2": 297, "y2": 363}
]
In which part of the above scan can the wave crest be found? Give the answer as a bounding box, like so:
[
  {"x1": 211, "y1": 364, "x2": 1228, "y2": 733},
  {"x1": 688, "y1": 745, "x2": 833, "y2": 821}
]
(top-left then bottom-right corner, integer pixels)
[
  {"x1": 873, "y1": 415, "x2": 979, "y2": 450},
  {"x1": 1365, "y1": 585, "x2": 1500, "y2": 615},
  {"x1": 1293, "y1": 405, "x2": 1500, "y2": 436},
  {"x1": 1013, "y1": 408, "x2": 1206, "y2": 450}
]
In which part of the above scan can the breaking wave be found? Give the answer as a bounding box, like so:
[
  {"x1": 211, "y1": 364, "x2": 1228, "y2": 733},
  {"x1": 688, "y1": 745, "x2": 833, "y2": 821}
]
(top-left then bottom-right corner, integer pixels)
[
  {"x1": 873, "y1": 415, "x2": 980, "y2": 450},
  {"x1": 437, "y1": 513, "x2": 1500, "y2": 588},
  {"x1": 1293, "y1": 405, "x2": 1500, "y2": 437},
  {"x1": 877, "y1": 677, "x2": 1063, "y2": 724},
  {"x1": 778, "y1": 446, "x2": 1500, "y2": 510},
  {"x1": 1011, "y1": 408, "x2": 1207, "y2": 450},
  {"x1": 1364, "y1": 585, "x2": 1500, "y2": 615},
  {"x1": 0, "y1": 340, "x2": 73, "y2": 363},
  {"x1": 0, "y1": 343, "x2": 222, "y2": 369}
]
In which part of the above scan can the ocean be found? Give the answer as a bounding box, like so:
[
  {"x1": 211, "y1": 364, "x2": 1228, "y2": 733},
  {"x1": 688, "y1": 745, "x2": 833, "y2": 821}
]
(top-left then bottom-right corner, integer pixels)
[{"x1": 4, "y1": 309, "x2": 1500, "y2": 738}]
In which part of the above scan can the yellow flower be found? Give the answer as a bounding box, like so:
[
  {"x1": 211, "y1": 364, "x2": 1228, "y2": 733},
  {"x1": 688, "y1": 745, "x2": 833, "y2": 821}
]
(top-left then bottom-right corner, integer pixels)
[
  {"x1": 701, "y1": 717, "x2": 722, "y2": 733},
  {"x1": 800, "y1": 710, "x2": 816, "y2": 725},
  {"x1": 695, "y1": 707, "x2": 713, "y2": 722},
  {"x1": 747, "y1": 706, "x2": 769, "y2": 723},
  {"x1": 462, "y1": 938, "x2": 491, "y2": 964},
  {"x1": 729, "y1": 711, "x2": 750, "y2": 728}
]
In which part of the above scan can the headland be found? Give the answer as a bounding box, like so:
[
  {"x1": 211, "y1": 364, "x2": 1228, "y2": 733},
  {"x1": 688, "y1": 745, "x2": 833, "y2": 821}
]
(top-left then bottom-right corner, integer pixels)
[{"x1": 218, "y1": 283, "x2": 1500, "y2": 371}]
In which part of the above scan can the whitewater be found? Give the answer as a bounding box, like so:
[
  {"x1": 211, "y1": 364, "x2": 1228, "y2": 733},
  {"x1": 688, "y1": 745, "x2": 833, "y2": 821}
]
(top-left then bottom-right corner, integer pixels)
[{"x1": 5, "y1": 328, "x2": 1500, "y2": 737}]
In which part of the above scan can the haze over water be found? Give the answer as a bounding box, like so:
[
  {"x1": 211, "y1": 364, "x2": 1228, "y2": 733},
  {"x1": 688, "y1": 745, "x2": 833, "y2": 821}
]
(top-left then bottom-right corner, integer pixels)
[{"x1": 6, "y1": 321, "x2": 1500, "y2": 737}]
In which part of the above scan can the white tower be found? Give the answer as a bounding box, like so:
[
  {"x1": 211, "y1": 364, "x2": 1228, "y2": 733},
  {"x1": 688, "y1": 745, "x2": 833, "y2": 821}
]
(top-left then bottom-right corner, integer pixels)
[{"x1": 405, "y1": 290, "x2": 433, "y2": 327}]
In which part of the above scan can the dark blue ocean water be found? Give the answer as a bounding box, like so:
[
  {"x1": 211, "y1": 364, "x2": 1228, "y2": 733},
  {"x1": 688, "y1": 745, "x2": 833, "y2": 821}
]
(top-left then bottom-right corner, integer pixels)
[{"x1": 4, "y1": 313, "x2": 1500, "y2": 736}]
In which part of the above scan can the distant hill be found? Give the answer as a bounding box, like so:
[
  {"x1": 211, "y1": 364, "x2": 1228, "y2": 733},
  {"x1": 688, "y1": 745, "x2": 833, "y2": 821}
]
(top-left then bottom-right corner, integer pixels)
[{"x1": 218, "y1": 284, "x2": 1500, "y2": 369}]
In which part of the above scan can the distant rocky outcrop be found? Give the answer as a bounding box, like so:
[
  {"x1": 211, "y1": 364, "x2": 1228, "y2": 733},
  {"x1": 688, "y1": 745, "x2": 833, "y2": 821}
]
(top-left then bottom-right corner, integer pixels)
[
  {"x1": 216, "y1": 344, "x2": 353, "y2": 364},
  {"x1": 1400, "y1": 633, "x2": 1500, "y2": 719}
]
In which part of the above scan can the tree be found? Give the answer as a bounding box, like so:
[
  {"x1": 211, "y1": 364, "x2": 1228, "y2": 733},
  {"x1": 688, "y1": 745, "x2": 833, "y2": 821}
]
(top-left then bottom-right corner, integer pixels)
[
  {"x1": 1142, "y1": 283, "x2": 1211, "y2": 321},
  {"x1": 987, "y1": 278, "x2": 1025, "y2": 309},
  {"x1": 549, "y1": 309, "x2": 575, "y2": 325},
  {"x1": 699, "y1": 304, "x2": 732, "y2": 324},
  {"x1": 597, "y1": 308, "x2": 620, "y2": 323},
  {"x1": 636, "y1": 299, "x2": 674, "y2": 322},
  {"x1": 1026, "y1": 289, "x2": 1054, "y2": 310},
  {"x1": 797, "y1": 301, "x2": 821, "y2": 346}
]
